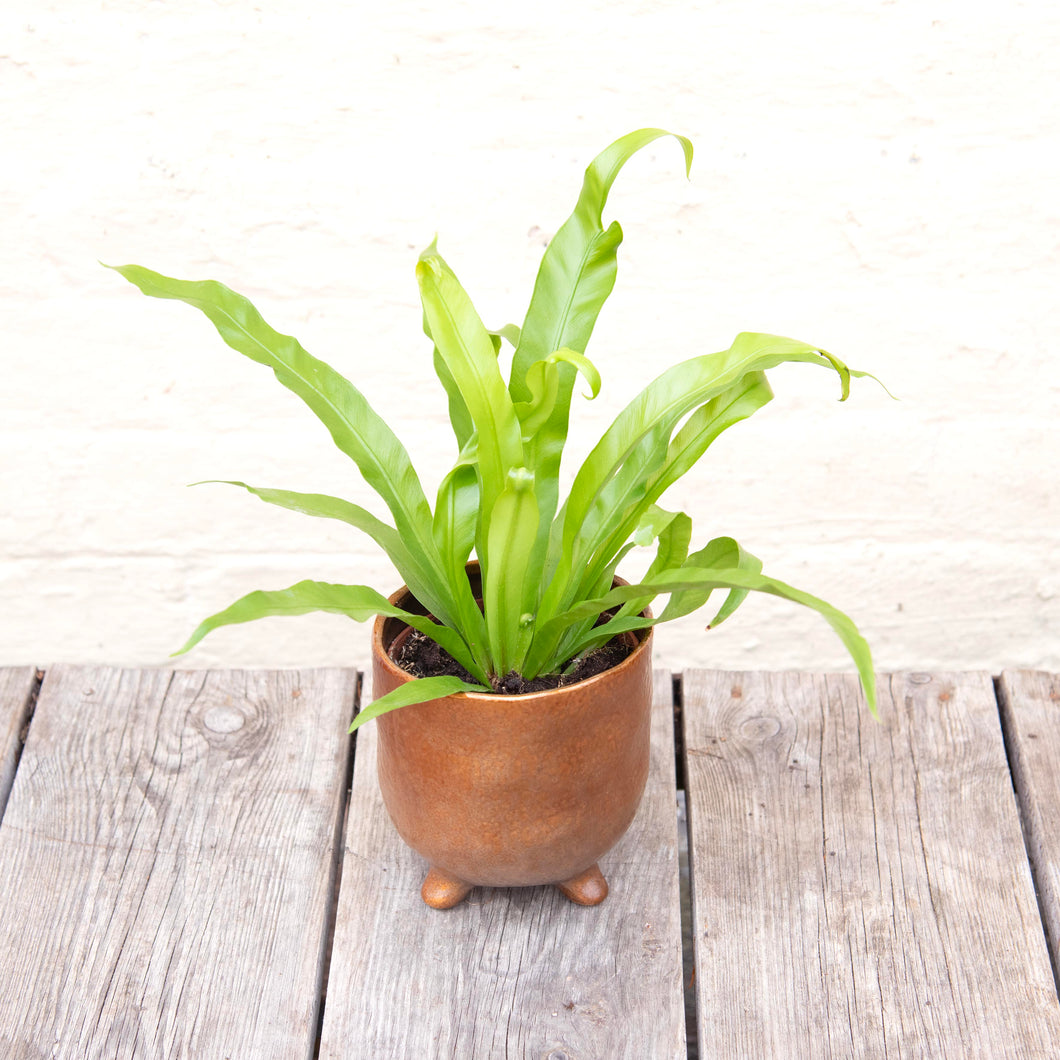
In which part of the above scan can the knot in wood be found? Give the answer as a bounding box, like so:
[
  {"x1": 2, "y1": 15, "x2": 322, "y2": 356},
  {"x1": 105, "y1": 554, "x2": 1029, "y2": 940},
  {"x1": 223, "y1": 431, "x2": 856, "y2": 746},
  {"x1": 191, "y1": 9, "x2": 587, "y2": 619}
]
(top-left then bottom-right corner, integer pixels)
[
  {"x1": 203, "y1": 705, "x2": 246, "y2": 734},
  {"x1": 738, "y1": 714, "x2": 782, "y2": 739}
]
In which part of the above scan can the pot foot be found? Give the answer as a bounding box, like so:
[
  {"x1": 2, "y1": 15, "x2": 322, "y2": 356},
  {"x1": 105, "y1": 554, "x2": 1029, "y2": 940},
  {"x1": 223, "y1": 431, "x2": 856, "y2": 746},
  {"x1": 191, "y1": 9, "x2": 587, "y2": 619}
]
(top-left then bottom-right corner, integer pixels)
[
  {"x1": 556, "y1": 863, "x2": 608, "y2": 906},
  {"x1": 421, "y1": 866, "x2": 473, "y2": 909}
]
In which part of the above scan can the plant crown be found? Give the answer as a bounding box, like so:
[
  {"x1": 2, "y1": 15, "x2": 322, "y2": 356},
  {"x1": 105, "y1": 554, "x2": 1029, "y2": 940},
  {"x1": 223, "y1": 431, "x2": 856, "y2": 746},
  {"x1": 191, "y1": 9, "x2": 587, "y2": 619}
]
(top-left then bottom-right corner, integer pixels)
[{"x1": 112, "y1": 128, "x2": 882, "y2": 729}]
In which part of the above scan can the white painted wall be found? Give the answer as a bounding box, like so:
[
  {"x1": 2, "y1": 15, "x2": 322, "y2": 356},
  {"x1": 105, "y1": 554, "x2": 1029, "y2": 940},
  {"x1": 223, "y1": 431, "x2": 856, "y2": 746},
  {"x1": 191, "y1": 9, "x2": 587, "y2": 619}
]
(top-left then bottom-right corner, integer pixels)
[{"x1": 3, "y1": 1, "x2": 1058, "y2": 676}]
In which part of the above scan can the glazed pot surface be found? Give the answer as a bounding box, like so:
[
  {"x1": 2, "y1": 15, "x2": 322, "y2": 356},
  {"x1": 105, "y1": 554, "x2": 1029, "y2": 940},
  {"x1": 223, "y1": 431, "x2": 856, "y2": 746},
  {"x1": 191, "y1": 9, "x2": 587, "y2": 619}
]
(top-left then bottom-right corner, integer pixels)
[{"x1": 371, "y1": 589, "x2": 653, "y2": 893}]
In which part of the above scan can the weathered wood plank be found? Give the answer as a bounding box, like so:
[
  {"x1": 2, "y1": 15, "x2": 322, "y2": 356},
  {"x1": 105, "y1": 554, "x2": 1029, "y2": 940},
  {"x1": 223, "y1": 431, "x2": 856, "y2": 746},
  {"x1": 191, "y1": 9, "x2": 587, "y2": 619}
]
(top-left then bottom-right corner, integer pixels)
[
  {"x1": 0, "y1": 665, "x2": 356, "y2": 1059},
  {"x1": 684, "y1": 670, "x2": 1060, "y2": 1058},
  {"x1": 0, "y1": 667, "x2": 37, "y2": 822},
  {"x1": 321, "y1": 670, "x2": 686, "y2": 1060},
  {"x1": 998, "y1": 670, "x2": 1060, "y2": 986}
]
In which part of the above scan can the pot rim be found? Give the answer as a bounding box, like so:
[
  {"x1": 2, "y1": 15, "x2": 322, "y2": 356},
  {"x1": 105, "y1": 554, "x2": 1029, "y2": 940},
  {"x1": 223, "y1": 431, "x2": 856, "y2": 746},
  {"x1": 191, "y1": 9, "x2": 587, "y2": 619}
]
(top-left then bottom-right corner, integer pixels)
[{"x1": 371, "y1": 567, "x2": 653, "y2": 705}]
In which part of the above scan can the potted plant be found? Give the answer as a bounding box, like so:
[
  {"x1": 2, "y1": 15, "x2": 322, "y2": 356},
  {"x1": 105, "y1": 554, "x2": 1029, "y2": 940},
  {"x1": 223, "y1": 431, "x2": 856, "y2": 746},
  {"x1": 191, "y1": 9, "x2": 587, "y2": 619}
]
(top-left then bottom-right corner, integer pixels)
[{"x1": 112, "y1": 128, "x2": 881, "y2": 908}]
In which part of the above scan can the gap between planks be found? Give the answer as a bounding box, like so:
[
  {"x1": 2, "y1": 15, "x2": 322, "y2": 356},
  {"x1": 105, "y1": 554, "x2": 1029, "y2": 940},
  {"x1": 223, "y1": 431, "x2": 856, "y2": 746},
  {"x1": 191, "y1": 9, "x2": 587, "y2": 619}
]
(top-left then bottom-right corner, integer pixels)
[
  {"x1": 312, "y1": 671, "x2": 362, "y2": 1060},
  {"x1": 0, "y1": 667, "x2": 42, "y2": 824},
  {"x1": 996, "y1": 670, "x2": 1060, "y2": 1001}
]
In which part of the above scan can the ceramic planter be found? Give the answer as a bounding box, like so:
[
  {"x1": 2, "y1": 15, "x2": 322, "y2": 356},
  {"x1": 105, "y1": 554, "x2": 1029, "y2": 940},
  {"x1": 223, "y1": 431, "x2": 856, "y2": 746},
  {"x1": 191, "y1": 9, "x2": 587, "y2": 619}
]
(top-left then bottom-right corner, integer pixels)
[{"x1": 371, "y1": 570, "x2": 653, "y2": 909}]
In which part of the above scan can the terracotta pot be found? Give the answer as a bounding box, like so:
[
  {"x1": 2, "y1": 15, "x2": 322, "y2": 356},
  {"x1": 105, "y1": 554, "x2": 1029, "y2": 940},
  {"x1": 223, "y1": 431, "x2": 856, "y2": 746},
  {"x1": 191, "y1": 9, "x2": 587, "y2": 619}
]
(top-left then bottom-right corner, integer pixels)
[{"x1": 371, "y1": 568, "x2": 653, "y2": 909}]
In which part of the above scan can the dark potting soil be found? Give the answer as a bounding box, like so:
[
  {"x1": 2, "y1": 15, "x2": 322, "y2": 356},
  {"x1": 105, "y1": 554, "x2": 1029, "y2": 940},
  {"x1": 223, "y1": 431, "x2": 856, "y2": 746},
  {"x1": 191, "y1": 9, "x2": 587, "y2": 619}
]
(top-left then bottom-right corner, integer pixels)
[{"x1": 392, "y1": 628, "x2": 635, "y2": 695}]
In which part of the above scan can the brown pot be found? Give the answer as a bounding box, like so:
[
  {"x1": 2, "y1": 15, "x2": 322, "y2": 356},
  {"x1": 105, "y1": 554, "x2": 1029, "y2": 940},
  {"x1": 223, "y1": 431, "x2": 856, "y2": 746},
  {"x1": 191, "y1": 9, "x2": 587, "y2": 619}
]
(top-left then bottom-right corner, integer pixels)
[{"x1": 371, "y1": 568, "x2": 653, "y2": 909}]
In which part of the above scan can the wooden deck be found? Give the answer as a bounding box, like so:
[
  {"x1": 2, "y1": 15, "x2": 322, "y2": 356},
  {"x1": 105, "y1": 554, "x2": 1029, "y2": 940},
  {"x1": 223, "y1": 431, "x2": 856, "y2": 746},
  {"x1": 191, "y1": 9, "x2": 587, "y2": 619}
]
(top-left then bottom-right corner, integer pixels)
[{"x1": 0, "y1": 666, "x2": 1058, "y2": 1057}]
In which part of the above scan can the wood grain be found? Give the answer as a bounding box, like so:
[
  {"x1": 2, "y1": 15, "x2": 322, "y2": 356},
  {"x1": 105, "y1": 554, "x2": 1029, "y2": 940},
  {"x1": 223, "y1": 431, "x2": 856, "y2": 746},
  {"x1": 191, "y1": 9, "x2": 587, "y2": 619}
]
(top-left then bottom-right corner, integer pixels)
[
  {"x1": 0, "y1": 665, "x2": 356, "y2": 1059},
  {"x1": 320, "y1": 669, "x2": 686, "y2": 1060},
  {"x1": 998, "y1": 670, "x2": 1060, "y2": 988},
  {"x1": 0, "y1": 667, "x2": 37, "y2": 822},
  {"x1": 683, "y1": 670, "x2": 1060, "y2": 1058}
]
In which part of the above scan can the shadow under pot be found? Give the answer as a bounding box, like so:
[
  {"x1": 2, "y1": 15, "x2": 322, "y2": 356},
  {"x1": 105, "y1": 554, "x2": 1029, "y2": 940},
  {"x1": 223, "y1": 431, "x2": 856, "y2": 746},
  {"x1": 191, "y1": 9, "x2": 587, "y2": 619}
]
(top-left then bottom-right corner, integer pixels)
[{"x1": 370, "y1": 565, "x2": 653, "y2": 909}]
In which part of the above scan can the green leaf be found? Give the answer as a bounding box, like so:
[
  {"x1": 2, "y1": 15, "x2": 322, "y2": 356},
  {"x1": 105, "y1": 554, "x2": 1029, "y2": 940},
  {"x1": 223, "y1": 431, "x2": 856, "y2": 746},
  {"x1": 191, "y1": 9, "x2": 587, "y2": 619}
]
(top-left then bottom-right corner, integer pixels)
[
  {"x1": 432, "y1": 457, "x2": 479, "y2": 571},
  {"x1": 632, "y1": 505, "x2": 685, "y2": 548},
  {"x1": 699, "y1": 539, "x2": 763, "y2": 628},
  {"x1": 428, "y1": 317, "x2": 521, "y2": 454},
  {"x1": 427, "y1": 322, "x2": 515, "y2": 453},
  {"x1": 432, "y1": 457, "x2": 491, "y2": 675},
  {"x1": 642, "y1": 535, "x2": 763, "y2": 625},
  {"x1": 539, "y1": 511, "x2": 691, "y2": 671},
  {"x1": 513, "y1": 358, "x2": 562, "y2": 439},
  {"x1": 569, "y1": 524, "x2": 732, "y2": 661},
  {"x1": 539, "y1": 336, "x2": 859, "y2": 621},
  {"x1": 483, "y1": 467, "x2": 540, "y2": 675},
  {"x1": 510, "y1": 129, "x2": 693, "y2": 399},
  {"x1": 415, "y1": 245, "x2": 525, "y2": 545},
  {"x1": 349, "y1": 676, "x2": 489, "y2": 732},
  {"x1": 616, "y1": 508, "x2": 692, "y2": 619},
  {"x1": 109, "y1": 263, "x2": 454, "y2": 625},
  {"x1": 174, "y1": 579, "x2": 487, "y2": 684},
  {"x1": 432, "y1": 346, "x2": 475, "y2": 451},
  {"x1": 194, "y1": 479, "x2": 449, "y2": 620},
  {"x1": 507, "y1": 129, "x2": 693, "y2": 592},
  {"x1": 546, "y1": 347, "x2": 601, "y2": 399},
  {"x1": 646, "y1": 372, "x2": 774, "y2": 506},
  {"x1": 572, "y1": 373, "x2": 774, "y2": 603},
  {"x1": 489, "y1": 323, "x2": 522, "y2": 349},
  {"x1": 513, "y1": 347, "x2": 601, "y2": 443},
  {"x1": 526, "y1": 567, "x2": 878, "y2": 716}
]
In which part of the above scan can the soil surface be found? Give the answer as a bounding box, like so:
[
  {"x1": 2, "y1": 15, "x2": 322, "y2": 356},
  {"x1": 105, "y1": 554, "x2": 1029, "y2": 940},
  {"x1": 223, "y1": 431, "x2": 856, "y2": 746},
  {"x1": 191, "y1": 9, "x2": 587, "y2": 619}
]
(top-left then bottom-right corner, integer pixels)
[{"x1": 391, "y1": 628, "x2": 635, "y2": 694}]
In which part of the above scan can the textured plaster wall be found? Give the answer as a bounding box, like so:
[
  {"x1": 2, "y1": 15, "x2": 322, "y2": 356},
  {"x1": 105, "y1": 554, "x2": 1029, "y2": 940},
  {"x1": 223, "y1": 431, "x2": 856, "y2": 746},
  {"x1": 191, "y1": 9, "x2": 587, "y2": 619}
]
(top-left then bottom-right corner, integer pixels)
[{"x1": 2, "y1": 1, "x2": 1058, "y2": 676}]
